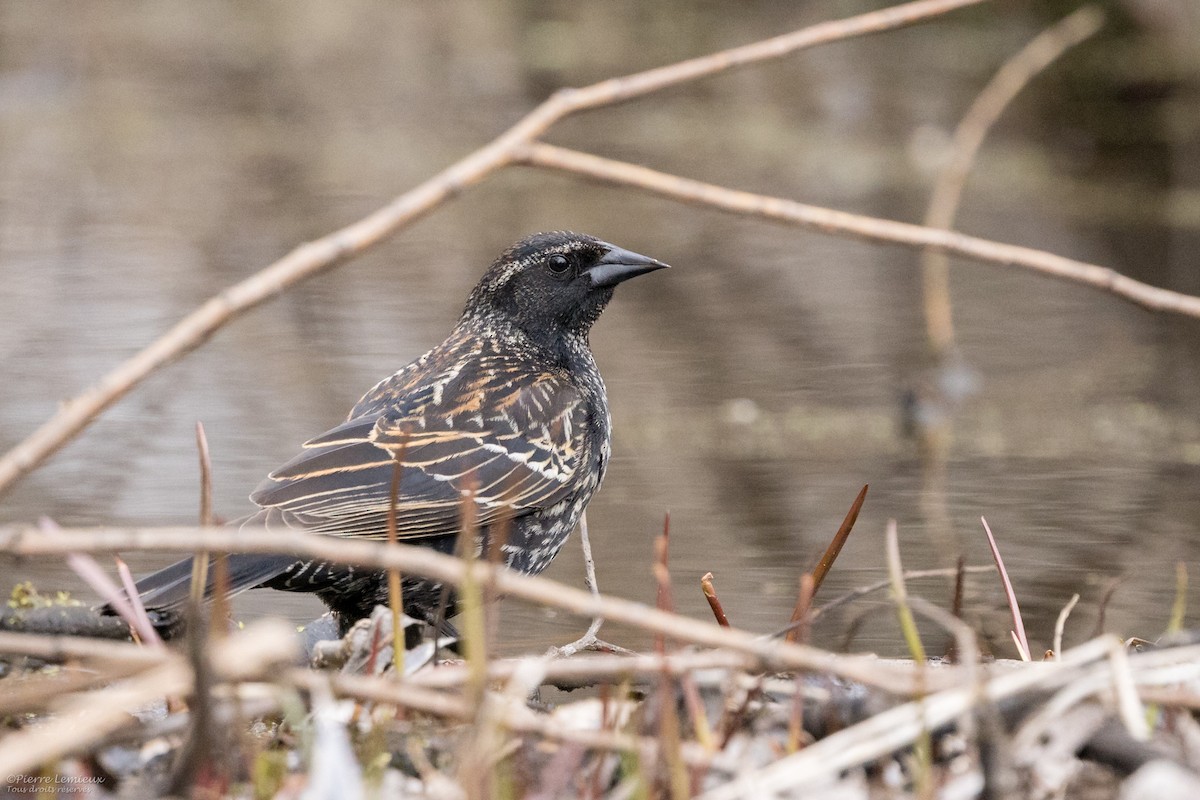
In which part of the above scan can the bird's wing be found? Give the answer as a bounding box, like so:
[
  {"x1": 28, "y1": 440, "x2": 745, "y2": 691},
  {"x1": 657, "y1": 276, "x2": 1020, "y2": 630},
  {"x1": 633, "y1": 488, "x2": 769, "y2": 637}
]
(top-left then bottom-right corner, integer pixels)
[{"x1": 249, "y1": 370, "x2": 588, "y2": 541}]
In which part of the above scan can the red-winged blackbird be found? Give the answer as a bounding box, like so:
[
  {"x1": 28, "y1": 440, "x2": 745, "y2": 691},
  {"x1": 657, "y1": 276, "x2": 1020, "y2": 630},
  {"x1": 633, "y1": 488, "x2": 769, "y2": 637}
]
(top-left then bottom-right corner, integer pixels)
[{"x1": 119, "y1": 232, "x2": 668, "y2": 635}]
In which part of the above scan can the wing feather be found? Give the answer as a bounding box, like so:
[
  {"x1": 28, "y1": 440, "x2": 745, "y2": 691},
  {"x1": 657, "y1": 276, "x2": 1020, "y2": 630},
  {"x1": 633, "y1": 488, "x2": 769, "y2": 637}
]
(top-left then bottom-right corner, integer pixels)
[{"x1": 249, "y1": 357, "x2": 588, "y2": 542}]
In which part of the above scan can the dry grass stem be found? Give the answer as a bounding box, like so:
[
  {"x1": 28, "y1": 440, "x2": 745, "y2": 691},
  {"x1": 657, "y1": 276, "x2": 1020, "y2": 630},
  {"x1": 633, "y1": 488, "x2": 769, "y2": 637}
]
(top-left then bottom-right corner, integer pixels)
[
  {"x1": 700, "y1": 572, "x2": 731, "y2": 628},
  {"x1": 387, "y1": 451, "x2": 408, "y2": 677},
  {"x1": 0, "y1": 630, "x2": 166, "y2": 666},
  {"x1": 114, "y1": 557, "x2": 158, "y2": 647},
  {"x1": 457, "y1": 483, "x2": 489, "y2": 707},
  {"x1": 191, "y1": 421, "x2": 213, "y2": 605},
  {"x1": 208, "y1": 552, "x2": 231, "y2": 642},
  {"x1": 885, "y1": 521, "x2": 926, "y2": 664},
  {"x1": 168, "y1": 602, "x2": 220, "y2": 794},
  {"x1": 1137, "y1": 687, "x2": 1200, "y2": 711},
  {"x1": 654, "y1": 516, "x2": 674, "y2": 649},
  {"x1": 1169, "y1": 561, "x2": 1188, "y2": 635},
  {"x1": 784, "y1": 574, "x2": 815, "y2": 647},
  {"x1": 553, "y1": 512, "x2": 608, "y2": 656},
  {"x1": 1053, "y1": 593, "x2": 1081, "y2": 659},
  {"x1": 810, "y1": 484, "x2": 868, "y2": 595},
  {"x1": 884, "y1": 521, "x2": 933, "y2": 796},
  {"x1": 0, "y1": 667, "x2": 150, "y2": 716},
  {"x1": 909, "y1": 596, "x2": 979, "y2": 744},
  {"x1": 8, "y1": 576, "x2": 1200, "y2": 794},
  {"x1": 950, "y1": 556, "x2": 966, "y2": 621},
  {"x1": 41, "y1": 518, "x2": 162, "y2": 647},
  {"x1": 1092, "y1": 575, "x2": 1124, "y2": 638},
  {"x1": 785, "y1": 575, "x2": 815, "y2": 755},
  {"x1": 981, "y1": 517, "x2": 1030, "y2": 661},
  {"x1": 800, "y1": 564, "x2": 995, "y2": 628},
  {"x1": 195, "y1": 421, "x2": 214, "y2": 527}
]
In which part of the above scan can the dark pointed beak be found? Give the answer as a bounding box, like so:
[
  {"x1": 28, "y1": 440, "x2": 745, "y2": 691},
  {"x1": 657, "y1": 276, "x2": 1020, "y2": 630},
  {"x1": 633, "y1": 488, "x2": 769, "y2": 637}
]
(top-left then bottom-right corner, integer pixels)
[{"x1": 587, "y1": 243, "x2": 670, "y2": 289}]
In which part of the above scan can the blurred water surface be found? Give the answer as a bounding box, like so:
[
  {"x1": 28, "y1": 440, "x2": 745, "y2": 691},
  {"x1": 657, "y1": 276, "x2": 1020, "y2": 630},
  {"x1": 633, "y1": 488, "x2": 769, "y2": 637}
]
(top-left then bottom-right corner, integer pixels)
[{"x1": 2, "y1": 1, "x2": 1199, "y2": 656}]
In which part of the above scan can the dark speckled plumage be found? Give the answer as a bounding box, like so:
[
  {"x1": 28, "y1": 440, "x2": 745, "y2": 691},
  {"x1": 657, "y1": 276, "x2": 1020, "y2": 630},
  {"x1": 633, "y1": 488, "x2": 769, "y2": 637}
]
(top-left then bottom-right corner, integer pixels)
[{"x1": 117, "y1": 232, "x2": 668, "y2": 635}]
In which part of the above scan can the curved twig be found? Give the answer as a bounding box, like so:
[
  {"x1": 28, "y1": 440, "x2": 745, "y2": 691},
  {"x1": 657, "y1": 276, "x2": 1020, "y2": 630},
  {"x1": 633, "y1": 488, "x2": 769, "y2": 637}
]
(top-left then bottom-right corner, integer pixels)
[{"x1": 922, "y1": 6, "x2": 1106, "y2": 356}]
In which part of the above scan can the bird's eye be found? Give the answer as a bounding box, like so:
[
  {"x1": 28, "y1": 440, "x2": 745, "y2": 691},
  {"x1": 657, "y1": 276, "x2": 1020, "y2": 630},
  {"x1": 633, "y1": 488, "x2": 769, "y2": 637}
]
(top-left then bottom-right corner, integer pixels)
[{"x1": 547, "y1": 254, "x2": 571, "y2": 275}]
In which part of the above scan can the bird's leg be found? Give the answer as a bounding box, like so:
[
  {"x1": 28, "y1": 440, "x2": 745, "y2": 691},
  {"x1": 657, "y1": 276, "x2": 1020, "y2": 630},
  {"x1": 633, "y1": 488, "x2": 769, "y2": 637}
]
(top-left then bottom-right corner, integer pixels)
[{"x1": 549, "y1": 512, "x2": 633, "y2": 657}]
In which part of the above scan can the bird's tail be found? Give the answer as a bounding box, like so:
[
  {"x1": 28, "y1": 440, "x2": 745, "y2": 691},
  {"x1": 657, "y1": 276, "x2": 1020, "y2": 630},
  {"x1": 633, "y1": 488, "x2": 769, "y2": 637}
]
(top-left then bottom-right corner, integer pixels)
[
  {"x1": 120, "y1": 551, "x2": 299, "y2": 618},
  {"x1": 99, "y1": 510, "x2": 298, "y2": 632}
]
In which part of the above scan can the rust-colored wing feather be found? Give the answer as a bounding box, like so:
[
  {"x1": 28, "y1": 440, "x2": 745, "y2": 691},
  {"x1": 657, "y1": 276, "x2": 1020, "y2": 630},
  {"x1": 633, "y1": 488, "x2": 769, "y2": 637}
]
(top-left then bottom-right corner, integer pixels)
[{"x1": 250, "y1": 356, "x2": 588, "y2": 542}]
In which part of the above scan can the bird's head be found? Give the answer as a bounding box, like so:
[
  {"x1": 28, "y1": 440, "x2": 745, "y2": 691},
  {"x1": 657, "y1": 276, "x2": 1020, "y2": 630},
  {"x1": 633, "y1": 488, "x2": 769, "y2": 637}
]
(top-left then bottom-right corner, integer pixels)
[{"x1": 462, "y1": 231, "x2": 668, "y2": 342}]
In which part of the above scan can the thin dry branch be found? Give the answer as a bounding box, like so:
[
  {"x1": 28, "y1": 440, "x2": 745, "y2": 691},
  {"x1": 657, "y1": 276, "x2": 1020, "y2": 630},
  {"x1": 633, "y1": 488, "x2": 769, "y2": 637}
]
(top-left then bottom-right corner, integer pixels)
[
  {"x1": 409, "y1": 649, "x2": 768, "y2": 691},
  {"x1": 0, "y1": 622, "x2": 919, "y2": 696},
  {"x1": 0, "y1": 666, "x2": 152, "y2": 717},
  {"x1": 922, "y1": 6, "x2": 1105, "y2": 356},
  {"x1": 0, "y1": 630, "x2": 164, "y2": 666},
  {"x1": 551, "y1": 511, "x2": 612, "y2": 657},
  {"x1": 773, "y1": 565, "x2": 995, "y2": 636},
  {"x1": 516, "y1": 143, "x2": 1200, "y2": 319},
  {"x1": 0, "y1": 0, "x2": 985, "y2": 498},
  {"x1": 0, "y1": 524, "x2": 921, "y2": 694}
]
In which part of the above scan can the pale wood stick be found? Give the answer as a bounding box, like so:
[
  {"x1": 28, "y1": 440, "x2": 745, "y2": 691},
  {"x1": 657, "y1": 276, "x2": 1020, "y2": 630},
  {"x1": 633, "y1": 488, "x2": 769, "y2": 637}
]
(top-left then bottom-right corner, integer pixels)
[
  {"x1": 0, "y1": 524, "x2": 921, "y2": 694},
  {"x1": 516, "y1": 142, "x2": 1200, "y2": 319}
]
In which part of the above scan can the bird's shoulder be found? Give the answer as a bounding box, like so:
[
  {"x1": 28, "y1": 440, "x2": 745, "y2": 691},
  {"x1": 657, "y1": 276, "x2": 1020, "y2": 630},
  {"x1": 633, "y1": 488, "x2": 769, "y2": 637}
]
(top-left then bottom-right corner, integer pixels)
[
  {"x1": 352, "y1": 326, "x2": 562, "y2": 407},
  {"x1": 367, "y1": 338, "x2": 593, "y2": 477}
]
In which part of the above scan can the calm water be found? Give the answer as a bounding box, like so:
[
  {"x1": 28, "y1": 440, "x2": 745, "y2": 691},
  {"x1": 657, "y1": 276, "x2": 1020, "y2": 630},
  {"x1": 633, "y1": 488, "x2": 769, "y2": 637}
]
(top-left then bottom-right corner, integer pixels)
[{"x1": 2, "y1": 1, "x2": 1199, "y2": 657}]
